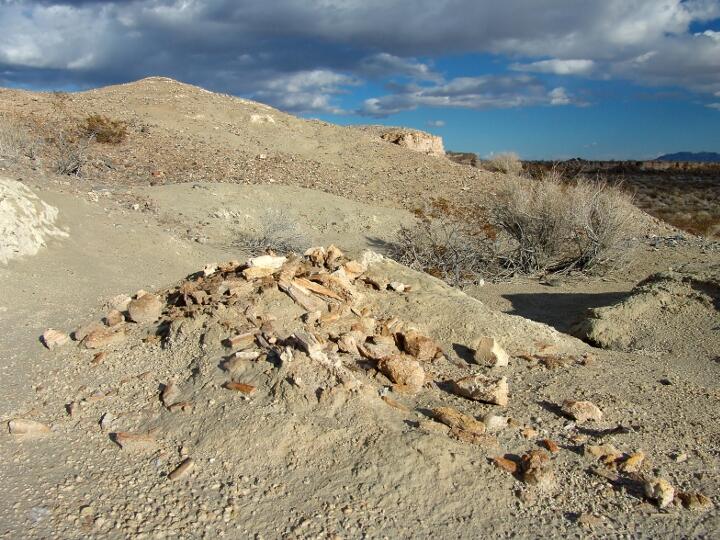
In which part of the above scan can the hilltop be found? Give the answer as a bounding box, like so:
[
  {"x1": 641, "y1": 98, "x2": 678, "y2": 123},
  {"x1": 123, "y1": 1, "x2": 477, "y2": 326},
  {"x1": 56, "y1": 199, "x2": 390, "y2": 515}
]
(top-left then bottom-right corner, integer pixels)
[
  {"x1": 656, "y1": 151, "x2": 720, "y2": 163},
  {"x1": 0, "y1": 77, "x2": 718, "y2": 538}
]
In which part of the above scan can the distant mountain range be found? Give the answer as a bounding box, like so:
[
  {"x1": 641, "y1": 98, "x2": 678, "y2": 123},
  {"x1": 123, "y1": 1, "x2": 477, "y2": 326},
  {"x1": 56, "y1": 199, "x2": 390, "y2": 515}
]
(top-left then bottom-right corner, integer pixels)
[{"x1": 655, "y1": 152, "x2": 720, "y2": 163}]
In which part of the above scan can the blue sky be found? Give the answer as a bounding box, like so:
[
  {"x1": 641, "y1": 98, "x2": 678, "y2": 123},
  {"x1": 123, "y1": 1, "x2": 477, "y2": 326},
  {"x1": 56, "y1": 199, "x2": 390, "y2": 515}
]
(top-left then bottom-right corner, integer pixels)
[{"x1": 1, "y1": 1, "x2": 719, "y2": 160}]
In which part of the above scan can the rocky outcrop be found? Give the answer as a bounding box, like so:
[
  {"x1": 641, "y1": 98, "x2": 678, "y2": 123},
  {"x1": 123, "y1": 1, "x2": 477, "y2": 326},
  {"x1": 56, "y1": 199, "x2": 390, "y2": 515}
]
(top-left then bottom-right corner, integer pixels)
[
  {"x1": 0, "y1": 178, "x2": 68, "y2": 264},
  {"x1": 379, "y1": 128, "x2": 445, "y2": 156}
]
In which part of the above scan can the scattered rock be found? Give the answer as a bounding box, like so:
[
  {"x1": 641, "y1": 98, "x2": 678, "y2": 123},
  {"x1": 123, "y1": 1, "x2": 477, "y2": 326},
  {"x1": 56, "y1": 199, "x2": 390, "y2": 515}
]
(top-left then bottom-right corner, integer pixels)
[
  {"x1": 388, "y1": 281, "x2": 406, "y2": 292},
  {"x1": 168, "y1": 458, "x2": 195, "y2": 481},
  {"x1": 521, "y1": 449, "x2": 555, "y2": 489},
  {"x1": 108, "y1": 294, "x2": 132, "y2": 312},
  {"x1": 620, "y1": 451, "x2": 645, "y2": 473},
  {"x1": 379, "y1": 128, "x2": 445, "y2": 156},
  {"x1": 247, "y1": 255, "x2": 286, "y2": 269},
  {"x1": 561, "y1": 400, "x2": 603, "y2": 423},
  {"x1": 41, "y1": 329, "x2": 69, "y2": 350},
  {"x1": 396, "y1": 330, "x2": 440, "y2": 362},
  {"x1": 73, "y1": 321, "x2": 105, "y2": 342},
  {"x1": 493, "y1": 456, "x2": 518, "y2": 474},
  {"x1": 223, "y1": 382, "x2": 256, "y2": 395},
  {"x1": 8, "y1": 419, "x2": 50, "y2": 435},
  {"x1": 483, "y1": 413, "x2": 509, "y2": 433},
  {"x1": 542, "y1": 439, "x2": 560, "y2": 453},
  {"x1": 242, "y1": 266, "x2": 277, "y2": 280},
  {"x1": 127, "y1": 293, "x2": 163, "y2": 324},
  {"x1": 451, "y1": 374, "x2": 509, "y2": 406},
  {"x1": 678, "y1": 492, "x2": 714, "y2": 511},
  {"x1": 472, "y1": 337, "x2": 509, "y2": 367},
  {"x1": 104, "y1": 309, "x2": 125, "y2": 327},
  {"x1": 112, "y1": 431, "x2": 157, "y2": 451},
  {"x1": 377, "y1": 355, "x2": 425, "y2": 388},
  {"x1": 643, "y1": 477, "x2": 675, "y2": 508},
  {"x1": 82, "y1": 327, "x2": 126, "y2": 349},
  {"x1": 161, "y1": 381, "x2": 181, "y2": 407}
]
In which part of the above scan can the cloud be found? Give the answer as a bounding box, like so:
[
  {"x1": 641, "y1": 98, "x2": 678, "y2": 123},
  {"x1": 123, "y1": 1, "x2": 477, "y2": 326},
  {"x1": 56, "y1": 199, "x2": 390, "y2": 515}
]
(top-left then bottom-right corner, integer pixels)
[
  {"x1": 357, "y1": 53, "x2": 439, "y2": 81},
  {"x1": 360, "y1": 75, "x2": 577, "y2": 117},
  {"x1": 427, "y1": 120, "x2": 445, "y2": 127},
  {"x1": 707, "y1": 103, "x2": 720, "y2": 111},
  {"x1": 549, "y1": 87, "x2": 570, "y2": 105},
  {"x1": 511, "y1": 59, "x2": 595, "y2": 75},
  {"x1": 0, "y1": 0, "x2": 719, "y2": 113},
  {"x1": 252, "y1": 69, "x2": 359, "y2": 113}
]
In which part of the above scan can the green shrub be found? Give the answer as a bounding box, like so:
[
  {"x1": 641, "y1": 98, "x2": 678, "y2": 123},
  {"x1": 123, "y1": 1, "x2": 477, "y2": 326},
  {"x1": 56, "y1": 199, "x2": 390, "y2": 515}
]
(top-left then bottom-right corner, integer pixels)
[{"x1": 83, "y1": 114, "x2": 127, "y2": 144}]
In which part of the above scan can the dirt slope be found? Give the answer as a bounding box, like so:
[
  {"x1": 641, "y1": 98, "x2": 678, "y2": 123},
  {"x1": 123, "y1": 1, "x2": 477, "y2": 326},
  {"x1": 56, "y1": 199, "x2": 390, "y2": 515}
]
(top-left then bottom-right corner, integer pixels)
[
  {"x1": 0, "y1": 78, "x2": 718, "y2": 538},
  {"x1": 0, "y1": 77, "x2": 665, "y2": 239}
]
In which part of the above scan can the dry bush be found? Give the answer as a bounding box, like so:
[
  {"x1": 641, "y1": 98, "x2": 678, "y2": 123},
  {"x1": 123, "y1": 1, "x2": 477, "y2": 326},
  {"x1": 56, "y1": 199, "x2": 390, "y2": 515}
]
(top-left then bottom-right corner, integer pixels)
[
  {"x1": 393, "y1": 173, "x2": 634, "y2": 284},
  {"x1": 485, "y1": 152, "x2": 523, "y2": 174},
  {"x1": 489, "y1": 172, "x2": 634, "y2": 274},
  {"x1": 234, "y1": 209, "x2": 309, "y2": 255},
  {"x1": 390, "y1": 199, "x2": 498, "y2": 285},
  {"x1": 52, "y1": 131, "x2": 94, "y2": 176},
  {"x1": 0, "y1": 119, "x2": 40, "y2": 161},
  {"x1": 83, "y1": 114, "x2": 127, "y2": 144}
]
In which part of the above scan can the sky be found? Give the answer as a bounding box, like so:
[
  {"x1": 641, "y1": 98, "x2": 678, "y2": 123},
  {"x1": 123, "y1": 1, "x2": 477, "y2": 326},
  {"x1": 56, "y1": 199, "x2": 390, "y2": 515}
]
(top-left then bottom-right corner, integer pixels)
[{"x1": 1, "y1": 0, "x2": 719, "y2": 160}]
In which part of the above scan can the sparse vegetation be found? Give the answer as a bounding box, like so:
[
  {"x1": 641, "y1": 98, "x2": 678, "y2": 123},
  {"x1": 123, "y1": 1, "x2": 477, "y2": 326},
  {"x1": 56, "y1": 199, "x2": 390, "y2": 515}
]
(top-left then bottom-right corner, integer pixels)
[
  {"x1": 489, "y1": 173, "x2": 634, "y2": 274},
  {"x1": 234, "y1": 209, "x2": 309, "y2": 255},
  {"x1": 392, "y1": 200, "x2": 495, "y2": 286},
  {"x1": 393, "y1": 172, "x2": 634, "y2": 283},
  {"x1": 485, "y1": 152, "x2": 523, "y2": 174},
  {"x1": 0, "y1": 119, "x2": 39, "y2": 161},
  {"x1": 52, "y1": 131, "x2": 94, "y2": 176},
  {"x1": 83, "y1": 114, "x2": 127, "y2": 144}
]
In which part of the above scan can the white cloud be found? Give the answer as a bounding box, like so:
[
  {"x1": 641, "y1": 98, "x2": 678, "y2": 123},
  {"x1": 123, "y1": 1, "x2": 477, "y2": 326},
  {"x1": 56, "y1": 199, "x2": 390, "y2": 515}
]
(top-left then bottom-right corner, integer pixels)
[
  {"x1": 427, "y1": 120, "x2": 445, "y2": 127},
  {"x1": 253, "y1": 69, "x2": 359, "y2": 113},
  {"x1": 358, "y1": 53, "x2": 439, "y2": 81},
  {"x1": 0, "y1": 0, "x2": 719, "y2": 110},
  {"x1": 549, "y1": 87, "x2": 570, "y2": 105},
  {"x1": 707, "y1": 103, "x2": 720, "y2": 111},
  {"x1": 511, "y1": 59, "x2": 595, "y2": 75},
  {"x1": 360, "y1": 75, "x2": 577, "y2": 117}
]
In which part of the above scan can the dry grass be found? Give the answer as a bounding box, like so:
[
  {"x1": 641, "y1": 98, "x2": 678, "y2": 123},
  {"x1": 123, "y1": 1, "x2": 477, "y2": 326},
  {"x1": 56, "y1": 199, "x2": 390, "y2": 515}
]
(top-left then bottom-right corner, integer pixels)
[
  {"x1": 393, "y1": 171, "x2": 635, "y2": 283},
  {"x1": 234, "y1": 209, "x2": 309, "y2": 255},
  {"x1": 0, "y1": 119, "x2": 39, "y2": 161},
  {"x1": 489, "y1": 172, "x2": 634, "y2": 274},
  {"x1": 391, "y1": 199, "x2": 495, "y2": 286},
  {"x1": 83, "y1": 114, "x2": 127, "y2": 144},
  {"x1": 485, "y1": 152, "x2": 523, "y2": 175},
  {"x1": 52, "y1": 131, "x2": 94, "y2": 176}
]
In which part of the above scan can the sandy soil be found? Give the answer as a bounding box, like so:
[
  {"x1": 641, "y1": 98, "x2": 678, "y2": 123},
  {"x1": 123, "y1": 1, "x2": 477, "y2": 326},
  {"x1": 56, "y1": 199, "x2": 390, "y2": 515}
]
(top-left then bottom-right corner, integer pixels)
[{"x1": 0, "y1": 79, "x2": 719, "y2": 539}]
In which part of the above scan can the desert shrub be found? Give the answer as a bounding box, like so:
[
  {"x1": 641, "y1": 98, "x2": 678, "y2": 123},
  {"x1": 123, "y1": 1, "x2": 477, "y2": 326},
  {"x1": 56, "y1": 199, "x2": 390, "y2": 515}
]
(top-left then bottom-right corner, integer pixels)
[
  {"x1": 0, "y1": 119, "x2": 39, "y2": 161},
  {"x1": 234, "y1": 209, "x2": 309, "y2": 255},
  {"x1": 52, "y1": 131, "x2": 94, "y2": 176},
  {"x1": 489, "y1": 173, "x2": 634, "y2": 274},
  {"x1": 83, "y1": 114, "x2": 127, "y2": 144},
  {"x1": 485, "y1": 152, "x2": 523, "y2": 175},
  {"x1": 393, "y1": 173, "x2": 634, "y2": 284},
  {"x1": 390, "y1": 199, "x2": 499, "y2": 285}
]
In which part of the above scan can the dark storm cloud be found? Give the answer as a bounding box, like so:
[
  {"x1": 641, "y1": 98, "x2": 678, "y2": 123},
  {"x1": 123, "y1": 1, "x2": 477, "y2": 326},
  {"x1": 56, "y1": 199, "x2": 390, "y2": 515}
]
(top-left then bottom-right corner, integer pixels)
[{"x1": 0, "y1": 1, "x2": 718, "y2": 114}]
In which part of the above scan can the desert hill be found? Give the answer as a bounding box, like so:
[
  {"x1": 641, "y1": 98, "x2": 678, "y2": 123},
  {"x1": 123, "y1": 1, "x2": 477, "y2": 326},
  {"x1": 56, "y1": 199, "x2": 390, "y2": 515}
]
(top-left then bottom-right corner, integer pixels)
[
  {"x1": 0, "y1": 78, "x2": 719, "y2": 538},
  {"x1": 656, "y1": 151, "x2": 720, "y2": 163},
  {"x1": 0, "y1": 77, "x2": 484, "y2": 209},
  {"x1": 1, "y1": 77, "x2": 667, "y2": 238}
]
